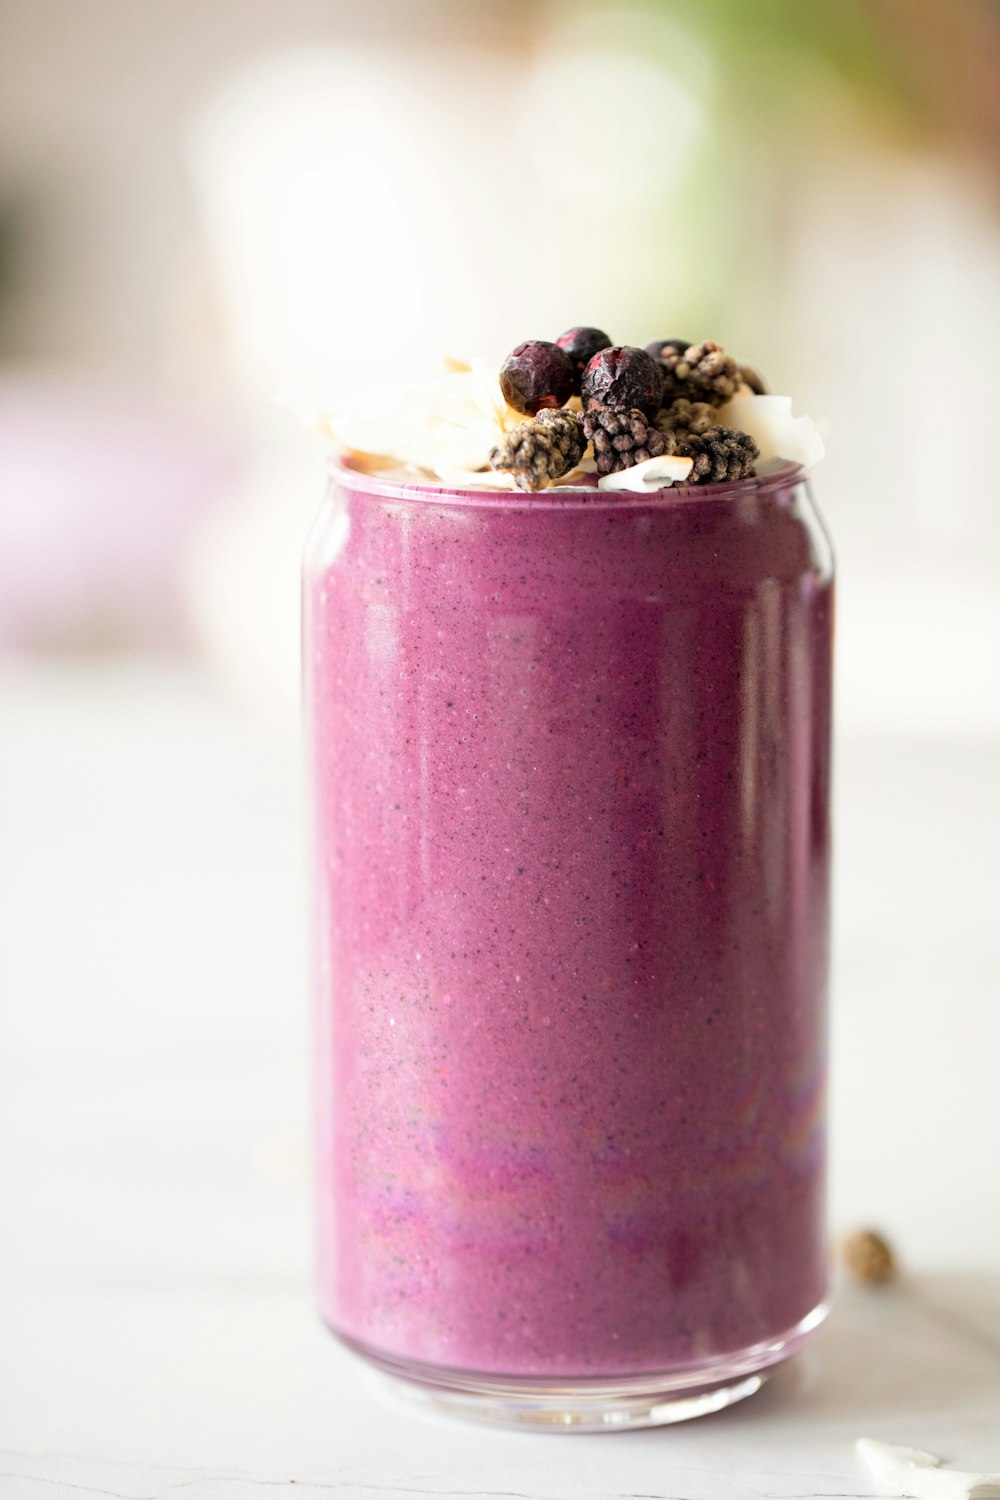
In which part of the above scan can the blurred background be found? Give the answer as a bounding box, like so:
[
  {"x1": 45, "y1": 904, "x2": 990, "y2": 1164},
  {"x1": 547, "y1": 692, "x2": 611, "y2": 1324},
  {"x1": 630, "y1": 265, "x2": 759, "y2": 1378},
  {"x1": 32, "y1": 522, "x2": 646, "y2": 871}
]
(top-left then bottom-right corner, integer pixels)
[
  {"x1": 3, "y1": 0, "x2": 1000, "y2": 713},
  {"x1": 1, "y1": 0, "x2": 999, "y2": 1458}
]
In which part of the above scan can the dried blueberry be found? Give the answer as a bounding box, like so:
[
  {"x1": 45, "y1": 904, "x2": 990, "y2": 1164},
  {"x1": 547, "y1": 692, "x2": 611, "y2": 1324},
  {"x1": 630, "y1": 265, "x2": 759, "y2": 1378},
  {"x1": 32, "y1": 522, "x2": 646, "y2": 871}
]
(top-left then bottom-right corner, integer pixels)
[
  {"x1": 555, "y1": 326, "x2": 612, "y2": 390},
  {"x1": 581, "y1": 345, "x2": 664, "y2": 420},
  {"x1": 645, "y1": 338, "x2": 693, "y2": 362},
  {"x1": 500, "y1": 340, "x2": 575, "y2": 415}
]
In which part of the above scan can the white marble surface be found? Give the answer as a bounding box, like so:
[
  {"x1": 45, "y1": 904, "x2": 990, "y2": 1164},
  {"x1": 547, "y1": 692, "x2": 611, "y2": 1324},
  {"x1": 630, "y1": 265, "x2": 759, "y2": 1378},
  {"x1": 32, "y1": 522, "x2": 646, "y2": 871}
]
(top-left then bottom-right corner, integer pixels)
[{"x1": 0, "y1": 659, "x2": 998, "y2": 1500}]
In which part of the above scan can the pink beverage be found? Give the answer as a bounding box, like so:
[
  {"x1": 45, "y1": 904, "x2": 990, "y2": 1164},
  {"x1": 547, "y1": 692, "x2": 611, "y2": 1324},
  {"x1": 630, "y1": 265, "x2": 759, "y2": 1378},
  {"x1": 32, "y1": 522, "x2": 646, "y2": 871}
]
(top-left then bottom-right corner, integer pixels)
[{"x1": 305, "y1": 461, "x2": 833, "y2": 1429}]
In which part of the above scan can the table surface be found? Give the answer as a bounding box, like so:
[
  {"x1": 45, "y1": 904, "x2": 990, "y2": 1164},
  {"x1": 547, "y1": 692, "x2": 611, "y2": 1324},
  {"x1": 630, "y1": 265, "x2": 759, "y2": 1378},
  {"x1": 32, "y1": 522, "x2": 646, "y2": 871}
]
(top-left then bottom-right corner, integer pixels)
[{"x1": 1, "y1": 659, "x2": 998, "y2": 1500}]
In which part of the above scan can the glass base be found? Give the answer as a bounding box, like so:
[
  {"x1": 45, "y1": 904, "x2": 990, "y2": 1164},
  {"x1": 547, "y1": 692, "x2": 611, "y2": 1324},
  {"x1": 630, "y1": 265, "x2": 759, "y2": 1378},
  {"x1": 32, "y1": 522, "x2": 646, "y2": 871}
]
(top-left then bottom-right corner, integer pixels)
[{"x1": 339, "y1": 1301, "x2": 828, "y2": 1433}]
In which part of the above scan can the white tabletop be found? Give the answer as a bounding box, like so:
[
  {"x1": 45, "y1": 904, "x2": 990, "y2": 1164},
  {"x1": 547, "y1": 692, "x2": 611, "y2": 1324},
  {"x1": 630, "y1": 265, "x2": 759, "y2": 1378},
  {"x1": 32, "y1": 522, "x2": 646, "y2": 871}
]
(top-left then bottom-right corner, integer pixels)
[{"x1": 1, "y1": 659, "x2": 998, "y2": 1499}]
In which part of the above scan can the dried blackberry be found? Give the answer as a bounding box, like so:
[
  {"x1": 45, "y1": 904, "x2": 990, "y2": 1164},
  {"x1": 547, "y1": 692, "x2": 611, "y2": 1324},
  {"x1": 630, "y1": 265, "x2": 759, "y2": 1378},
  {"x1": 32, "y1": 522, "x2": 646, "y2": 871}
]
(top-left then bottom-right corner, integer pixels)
[
  {"x1": 676, "y1": 425, "x2": 758, "y2": 485},
  {"x1": 582, "y1": 403, "x2": 675, "y2": 476},
  {"x1": 657, "y1": 340, "x2": 742, "y2": 406},
  {"x1": 489, "y1": 408, "x2": 585, "y2": 491},
  {"x1": 655, "y1": 397, "x2": 716, "y2": 439}
]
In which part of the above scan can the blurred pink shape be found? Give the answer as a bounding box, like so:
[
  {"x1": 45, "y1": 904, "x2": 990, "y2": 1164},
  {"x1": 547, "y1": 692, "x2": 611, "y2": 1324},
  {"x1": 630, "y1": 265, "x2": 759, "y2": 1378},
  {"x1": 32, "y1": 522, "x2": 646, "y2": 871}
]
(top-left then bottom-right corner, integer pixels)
[{"x1": 0, "y1": 375, "x2": 242, "y2": 648}]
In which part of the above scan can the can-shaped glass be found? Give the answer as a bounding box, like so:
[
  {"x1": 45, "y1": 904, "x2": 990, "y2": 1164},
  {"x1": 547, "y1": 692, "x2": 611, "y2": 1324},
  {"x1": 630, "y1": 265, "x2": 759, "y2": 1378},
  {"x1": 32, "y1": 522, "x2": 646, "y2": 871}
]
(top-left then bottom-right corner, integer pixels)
[{"x1": 304, "y1": 462, "x2": 833, "y2": 1430}]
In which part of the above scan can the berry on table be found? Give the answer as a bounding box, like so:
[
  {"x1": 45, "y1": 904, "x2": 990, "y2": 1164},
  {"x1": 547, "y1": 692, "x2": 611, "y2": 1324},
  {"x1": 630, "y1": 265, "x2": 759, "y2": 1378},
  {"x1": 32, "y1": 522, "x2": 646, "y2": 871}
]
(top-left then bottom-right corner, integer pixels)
[
  {"x1": 499, "y1": 340, "x2": 576, "y2": 415},
  {"x1": 489, "y1": 408, "x2": 585, "y2": 491},
  {"x1": 555, "y1": 326, "x2": 612, "y2": 390},
  {"x1": 580, "y1": 346, "x2": 664, "y2": 420},
  {"x1": 841, "y1": 1229, "x2": 898, "y2": 1286},
  {"x1": 582, "y1": 403, "x2": 675, "y2": 475}
]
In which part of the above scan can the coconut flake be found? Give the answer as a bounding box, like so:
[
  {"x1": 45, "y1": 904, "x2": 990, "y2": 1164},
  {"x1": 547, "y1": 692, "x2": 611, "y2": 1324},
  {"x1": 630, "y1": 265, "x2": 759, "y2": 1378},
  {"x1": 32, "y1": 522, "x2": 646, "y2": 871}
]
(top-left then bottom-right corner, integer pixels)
[
  {"x1": 432, "y1": 465, "x2": 519, "y2": 491},
  {"x1": 857, "y1": 1439, "x2": 1000, "y2": 1500},
  {"x1": 321, "y1": 363, "x2": 522, "y2": 481},
  {"x1": 717, "y1": 393, "x2": 825, "y2": 471},
  {"x1": 597, "y1": 454, "x2": 694, "y2": 493}
]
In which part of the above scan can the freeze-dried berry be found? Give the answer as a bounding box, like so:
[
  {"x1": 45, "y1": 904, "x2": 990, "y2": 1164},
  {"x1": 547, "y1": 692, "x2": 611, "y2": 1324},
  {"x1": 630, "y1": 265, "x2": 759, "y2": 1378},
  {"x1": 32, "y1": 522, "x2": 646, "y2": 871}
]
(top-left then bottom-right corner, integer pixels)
[
  {"x1": 740, "y1": 362, "x2": 769, "y2": 395},
  {"x1": 555, "y1": 326, "x2": 612, "y2": 390},
  {"x1": 657, "y1": 340, "x2": 742, "y2": 405},
  {"x1": 645, "y1": 338, "x2": 692, "y2": 363},
  {"x1": 581, "y1": 345, "x2": 664, "y2": 420},
  {"x1": 676, "y1": 425, "x2": 758, "y2": 485},
  {"x1": 500, "y1": 340, "x2": 576, "y2": 415},
  {"x1": 582, "y1": 403, "x2": 675, "y2": 475},
  {"x1": 656, "y1": 397, "x2": 716, "y2": 439},
  {"x1": 489, "y1": 408, "x2": 585, "y2": 491}
]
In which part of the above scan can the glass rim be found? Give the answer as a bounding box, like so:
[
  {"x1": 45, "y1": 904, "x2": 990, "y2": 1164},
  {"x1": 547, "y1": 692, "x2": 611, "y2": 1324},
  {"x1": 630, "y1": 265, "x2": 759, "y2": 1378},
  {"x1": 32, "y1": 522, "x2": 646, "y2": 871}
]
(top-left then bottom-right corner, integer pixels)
[{"x1": 328, "y1": 456, "x2": 808, "y2": 510}]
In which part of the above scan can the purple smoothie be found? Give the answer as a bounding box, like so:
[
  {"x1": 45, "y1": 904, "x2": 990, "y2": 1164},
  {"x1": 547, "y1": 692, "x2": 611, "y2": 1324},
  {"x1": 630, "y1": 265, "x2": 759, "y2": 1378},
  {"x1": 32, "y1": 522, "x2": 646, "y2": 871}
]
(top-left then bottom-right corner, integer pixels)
[{"x1": 306, "y1": 463, "x2": 832, "y2": 1381}]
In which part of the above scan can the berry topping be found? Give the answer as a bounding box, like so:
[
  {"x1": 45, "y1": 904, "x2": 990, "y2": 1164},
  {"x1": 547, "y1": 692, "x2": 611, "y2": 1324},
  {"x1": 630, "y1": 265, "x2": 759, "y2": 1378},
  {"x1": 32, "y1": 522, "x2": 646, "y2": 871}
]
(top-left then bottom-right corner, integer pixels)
[
  {"x1": 582, "y1": 403, "x2": 675, "y2": 476},
  {"x1": 580, "y1": 345, "x2": 664, "y2": 420},
  {"x1": 555, "y1": 326, "x2": 612, "y2": 389},
  {"x1": 489, "y1": 408, "x2": 585, "y2": 491},
  {"x1": 499, "y1": 340, "x2": 575, "y2": 416},
  {"x1": 324, "y1": 325, "x2": 819, "y2": 488}
]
